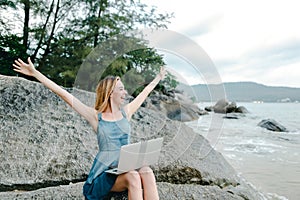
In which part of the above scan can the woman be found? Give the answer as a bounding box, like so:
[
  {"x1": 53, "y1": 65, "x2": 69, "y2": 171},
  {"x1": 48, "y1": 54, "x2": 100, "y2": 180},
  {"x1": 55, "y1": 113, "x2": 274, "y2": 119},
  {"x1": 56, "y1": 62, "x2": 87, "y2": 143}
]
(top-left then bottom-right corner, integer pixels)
[{"x1": 13, "y1": 57, "x2": 166, "y2": 200}]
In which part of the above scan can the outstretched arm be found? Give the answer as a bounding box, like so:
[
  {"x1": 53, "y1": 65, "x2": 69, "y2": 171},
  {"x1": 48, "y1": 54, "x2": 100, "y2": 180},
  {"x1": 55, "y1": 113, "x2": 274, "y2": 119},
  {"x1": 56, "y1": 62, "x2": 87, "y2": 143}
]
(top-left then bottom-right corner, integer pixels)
[
  {"x1": 124, "y1": 67, "x2": 166, "y2": 119},
  {"x1": 13, "y1": 57, "x2": 98, "y2": 131}
]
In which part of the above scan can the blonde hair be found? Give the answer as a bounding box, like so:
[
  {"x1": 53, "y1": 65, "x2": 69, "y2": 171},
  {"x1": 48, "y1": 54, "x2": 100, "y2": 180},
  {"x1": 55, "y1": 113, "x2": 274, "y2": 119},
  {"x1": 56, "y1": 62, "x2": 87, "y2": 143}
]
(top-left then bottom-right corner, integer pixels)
[{"x1": 95, "y1": 76, "x2": 120, "y2": 112}]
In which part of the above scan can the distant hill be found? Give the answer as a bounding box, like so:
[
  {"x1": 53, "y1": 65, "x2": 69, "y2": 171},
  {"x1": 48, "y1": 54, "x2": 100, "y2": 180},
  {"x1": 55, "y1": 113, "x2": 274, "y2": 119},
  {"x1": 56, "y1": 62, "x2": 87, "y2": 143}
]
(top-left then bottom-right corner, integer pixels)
[{"x1": 177, "y1": 82, "x2": 300, "y2": 102}]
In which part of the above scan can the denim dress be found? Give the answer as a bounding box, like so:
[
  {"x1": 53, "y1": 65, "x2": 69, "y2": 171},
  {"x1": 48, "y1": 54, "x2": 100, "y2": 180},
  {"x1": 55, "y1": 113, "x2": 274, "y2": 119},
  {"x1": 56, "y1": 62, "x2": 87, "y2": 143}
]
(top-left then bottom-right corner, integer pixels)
[{"x1": 83, "y1": 109, "x2": 130, "y2": 199}]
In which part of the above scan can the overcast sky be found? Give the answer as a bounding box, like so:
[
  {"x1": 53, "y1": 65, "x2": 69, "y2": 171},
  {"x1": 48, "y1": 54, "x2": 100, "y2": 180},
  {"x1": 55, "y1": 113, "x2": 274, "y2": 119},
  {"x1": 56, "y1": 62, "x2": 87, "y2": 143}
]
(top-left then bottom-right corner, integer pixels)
[{"x1": 141, "y1": 0, "x2": 300, "y2": 88}]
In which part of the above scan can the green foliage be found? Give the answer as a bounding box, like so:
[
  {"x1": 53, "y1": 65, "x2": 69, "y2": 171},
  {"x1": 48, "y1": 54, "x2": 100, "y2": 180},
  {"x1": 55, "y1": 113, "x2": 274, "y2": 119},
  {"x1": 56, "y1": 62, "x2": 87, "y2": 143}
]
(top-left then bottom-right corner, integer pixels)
[
  {"x1": 163, "y1": 72, "x2": 179, "y2": 90},
  {"x1": 0, "y1": 0, "x2": 16, "y2": 8},
  {"x1": 0, "y1": 0, "x2": 177, "y2": 93},
  {"x1": 0, "y1": 34, "x2": 27, "y2": 76},
  {"x1": 101, "y1": 47, "x2": 167, "y2": 97}
]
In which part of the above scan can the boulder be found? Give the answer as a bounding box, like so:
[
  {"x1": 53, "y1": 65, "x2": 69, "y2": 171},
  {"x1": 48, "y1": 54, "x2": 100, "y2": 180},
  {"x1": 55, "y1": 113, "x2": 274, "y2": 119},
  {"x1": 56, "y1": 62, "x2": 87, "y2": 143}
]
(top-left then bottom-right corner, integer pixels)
[
  {"x1": 204, "y1": 106, "x2": 214, "y2": 112},
  {"x1": 223, "y1": 113, "x2": 240, "y2": 119},
  {"x1": 0, "y1": 75, "x2": 265, "y2": 199},
  {"x1": 212, "y1": 99, "x2": 248, "y2": 114},
  {"x1": 258, "y1": 119, "x2": 288, "y2": 132},
  {"x1": 213, "y1": 99, "x2": 229, "y2": 113},
  {"x1": 0, "y1": 182, "x2": 252, "y2": 200},
  {"x1": 140, "y1": 90, "x2": 207, "y2": 122},
  {"x1": 225, "y1": 101, "x2": 237, "y2": 113},
  {"x1": 235, "y1": 106, "x2": 249, "y2": 113}
]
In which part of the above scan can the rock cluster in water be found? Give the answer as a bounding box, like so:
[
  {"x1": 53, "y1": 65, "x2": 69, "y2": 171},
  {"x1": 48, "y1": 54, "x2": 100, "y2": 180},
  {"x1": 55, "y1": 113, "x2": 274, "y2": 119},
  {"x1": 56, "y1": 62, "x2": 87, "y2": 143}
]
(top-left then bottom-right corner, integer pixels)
[{"x1": 205, "y1": 99, "x2": 248, "y2": 114}]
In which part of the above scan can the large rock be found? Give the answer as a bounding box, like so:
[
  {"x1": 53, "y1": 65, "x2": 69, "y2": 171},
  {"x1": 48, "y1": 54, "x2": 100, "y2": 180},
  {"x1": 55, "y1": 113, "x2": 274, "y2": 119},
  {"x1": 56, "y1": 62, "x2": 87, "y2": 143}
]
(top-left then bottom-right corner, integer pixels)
[
  {"x1": 212, "y1": 99, "x2": 229, "y2": 113},
  {"x1": 0, "y1": 76, "x2": 96, "y2": 187},
  {"x1": 0, "y1": 75, "x2": 265, "y2": 199},
  {"x1": 235, "y1": 106, "x2": 248, "y2": 113},
  {"x1": 141, "y1": 90, "x2": 207, "y2": 122},
  {"x1": 258, "y1": 119, "x2": 288, "y2": 132},
  {"x1": 209, "y1": 99, "x2": 248, "y2": 114},
  {"x1": 0, "y1": 182, "x2": 252, "y2": 200},
  {"x1": 0, "y1": 182, "x2": 85, "y2": 200}
]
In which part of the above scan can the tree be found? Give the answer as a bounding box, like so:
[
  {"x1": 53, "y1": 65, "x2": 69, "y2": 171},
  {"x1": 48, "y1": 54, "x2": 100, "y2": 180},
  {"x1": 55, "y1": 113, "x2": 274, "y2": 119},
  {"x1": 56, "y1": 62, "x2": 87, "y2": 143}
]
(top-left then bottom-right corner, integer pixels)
[
  {"x1": 0, "y1": 34, "x2": 28, "y2": 76},
  {"x1": 0, "y1": 0, "x2": 177, "y2": 90},
  {"x1": 0, "y1": 0, "x2": 16, "y2": 7},
  {"x1": 0, "y1": 0, "x2": 16, "y2": 33},
  {"x1": 21, "y1": 0, "x2": 30, "y2": 50}
]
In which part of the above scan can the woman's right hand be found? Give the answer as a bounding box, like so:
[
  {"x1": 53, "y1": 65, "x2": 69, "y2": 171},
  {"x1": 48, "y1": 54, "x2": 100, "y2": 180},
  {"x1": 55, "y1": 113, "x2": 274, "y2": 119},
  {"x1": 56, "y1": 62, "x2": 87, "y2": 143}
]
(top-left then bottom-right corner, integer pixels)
[{"x1": 13, "y1": 57, "x2": 37, "y2": 77}]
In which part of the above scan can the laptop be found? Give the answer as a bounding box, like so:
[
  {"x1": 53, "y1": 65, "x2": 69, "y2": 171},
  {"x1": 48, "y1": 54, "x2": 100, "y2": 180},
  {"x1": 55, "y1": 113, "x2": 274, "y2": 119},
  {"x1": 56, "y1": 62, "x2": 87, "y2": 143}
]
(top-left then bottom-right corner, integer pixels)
[{"x1": 105, "y1": 137, "x2": 163, "y2": 175}]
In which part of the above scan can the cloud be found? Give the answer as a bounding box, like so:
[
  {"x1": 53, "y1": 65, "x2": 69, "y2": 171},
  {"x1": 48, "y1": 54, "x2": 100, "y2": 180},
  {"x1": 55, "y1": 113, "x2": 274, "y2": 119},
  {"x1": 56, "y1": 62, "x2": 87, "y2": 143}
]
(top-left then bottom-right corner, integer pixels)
[
  {"x1": 160, "y1": 51, "x2": 207, "y2": 85},
  {"x1": 206, "y1": 39, "x2": 300, "y2": 87},
  {"x1": 141, "y1": 0, "x2": 300, "y2": 87},
  {"x1": 141, "y1": 29, "x2": 222, "y2": 85},
  {"x1": 265, "y1": 62, "x2": 300, "y2": 88},
  {"x1": 182, "y1": 14, "x2": 223, "y2": 37},
  {"x1": 156, "y1": 36, "x2": 300, "y2": 87},
  {"x1": 244, "y1": 39, "x2": 300, "y2": 69},
  {"x1": 214, "y1": 39, "x2": 300, "y2": 70}
]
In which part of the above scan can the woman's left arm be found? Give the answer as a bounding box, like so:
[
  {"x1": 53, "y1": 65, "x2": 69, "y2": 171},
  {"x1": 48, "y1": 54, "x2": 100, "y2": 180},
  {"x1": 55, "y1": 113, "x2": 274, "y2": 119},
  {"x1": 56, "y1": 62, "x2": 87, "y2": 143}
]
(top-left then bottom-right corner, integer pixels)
[{"x1": 124, "y1": 67, "x2": 166, "y2": 119}]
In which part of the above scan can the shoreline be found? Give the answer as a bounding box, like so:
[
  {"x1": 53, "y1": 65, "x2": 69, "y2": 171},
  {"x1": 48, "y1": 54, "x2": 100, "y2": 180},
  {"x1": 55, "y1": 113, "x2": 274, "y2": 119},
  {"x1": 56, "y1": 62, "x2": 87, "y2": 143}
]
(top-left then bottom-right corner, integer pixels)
[{"x1": 185, "y1": 103, "x2": 300, "y2": 200}]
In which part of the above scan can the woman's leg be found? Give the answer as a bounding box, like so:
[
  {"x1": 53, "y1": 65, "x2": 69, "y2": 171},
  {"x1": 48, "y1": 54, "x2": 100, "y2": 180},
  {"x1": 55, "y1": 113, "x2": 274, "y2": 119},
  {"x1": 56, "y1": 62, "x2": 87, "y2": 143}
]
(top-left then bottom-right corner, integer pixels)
[
  {"x1": 139, "y1": 166, "x2": 159, "y2": 200},
  {"x1": 110, "y1": 170, "x2": 143, "y2": 200}
]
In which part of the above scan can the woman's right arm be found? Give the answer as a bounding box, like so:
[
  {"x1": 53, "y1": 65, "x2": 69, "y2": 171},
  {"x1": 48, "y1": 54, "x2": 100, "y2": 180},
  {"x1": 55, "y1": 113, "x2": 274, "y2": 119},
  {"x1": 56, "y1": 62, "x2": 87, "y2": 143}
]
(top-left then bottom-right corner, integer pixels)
[{"x1": 13, "y1": 57, "x2": 98, "y2": 131}]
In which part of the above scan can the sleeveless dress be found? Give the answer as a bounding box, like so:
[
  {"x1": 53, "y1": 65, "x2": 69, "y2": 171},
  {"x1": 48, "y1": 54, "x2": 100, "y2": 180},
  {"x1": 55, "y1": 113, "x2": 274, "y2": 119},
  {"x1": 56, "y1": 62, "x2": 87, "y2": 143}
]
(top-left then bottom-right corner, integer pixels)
[{"x1": 83, "y1": 109, "x2": 131, "y2": 200}]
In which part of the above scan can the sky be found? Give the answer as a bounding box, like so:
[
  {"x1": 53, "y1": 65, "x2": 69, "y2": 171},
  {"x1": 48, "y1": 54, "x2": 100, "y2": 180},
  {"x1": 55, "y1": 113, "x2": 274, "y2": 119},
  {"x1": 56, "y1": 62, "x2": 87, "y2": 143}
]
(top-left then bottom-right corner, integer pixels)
[{"x1": 141, "y1": 0, "x2": 300, "y2": 88}]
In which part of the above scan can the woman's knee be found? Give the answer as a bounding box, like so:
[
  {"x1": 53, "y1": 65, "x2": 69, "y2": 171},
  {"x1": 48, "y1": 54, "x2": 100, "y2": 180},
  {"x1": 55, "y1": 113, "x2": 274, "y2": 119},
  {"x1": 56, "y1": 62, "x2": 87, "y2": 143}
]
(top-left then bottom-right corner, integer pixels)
[
  {"x1": 124, "y1": 170, "x2": 142, "y2": 188},
  {"x1": 139, "y1": 166, "x2": 154, "y2": 175},
  {"x1": 139, "y1": 166, "x2": 156, "y2": 181}
]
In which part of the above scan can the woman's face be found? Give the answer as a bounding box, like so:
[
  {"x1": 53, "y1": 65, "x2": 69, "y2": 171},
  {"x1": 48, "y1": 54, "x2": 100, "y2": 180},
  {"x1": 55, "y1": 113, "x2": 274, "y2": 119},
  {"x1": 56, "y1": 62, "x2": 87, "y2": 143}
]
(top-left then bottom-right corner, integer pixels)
[{"x1": 110, "y1": 80, "x2": 127, "y2": 106}]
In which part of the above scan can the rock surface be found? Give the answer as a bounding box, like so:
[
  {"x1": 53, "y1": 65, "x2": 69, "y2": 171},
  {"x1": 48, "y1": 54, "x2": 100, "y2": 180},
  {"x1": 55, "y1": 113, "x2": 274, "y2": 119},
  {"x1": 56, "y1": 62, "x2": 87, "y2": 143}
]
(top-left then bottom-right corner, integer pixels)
[
  {"x1": 206, "y1": 99, "x2": 249, "y2": 114},
  {"x1": 0, "y1": 75, "x2": 265, "y2": 199},
  {"x1": 141, "y1": 90, "x2": 208, "y2": 122},
  {"x1": 258, "y1": 119, "x2": 288, "y2": 132}
]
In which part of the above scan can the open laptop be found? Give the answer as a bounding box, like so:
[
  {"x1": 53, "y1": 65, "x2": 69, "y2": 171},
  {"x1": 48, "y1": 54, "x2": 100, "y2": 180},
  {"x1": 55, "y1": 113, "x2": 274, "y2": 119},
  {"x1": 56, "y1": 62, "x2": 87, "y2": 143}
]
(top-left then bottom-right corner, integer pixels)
[{"x1": 105, "y1": 137, "x2": 163, "y2": 175}]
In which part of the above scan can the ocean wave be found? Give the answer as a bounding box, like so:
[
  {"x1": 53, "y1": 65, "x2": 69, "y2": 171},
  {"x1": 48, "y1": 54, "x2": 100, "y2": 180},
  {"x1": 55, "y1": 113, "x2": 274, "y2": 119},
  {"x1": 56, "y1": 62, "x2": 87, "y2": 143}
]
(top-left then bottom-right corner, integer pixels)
[
  {"x1": 185, "y1": 106, "x2": 300, "y2": 199},
  {"x1": 223, "y1": 153, "x2": 243, "y2": 161},
  {"x1": 285, "y1": 130, "x2": 300, "y2": 135},
  {"x1": 266, "y1": 192, "x2": 289, "y2": 200},
  {"x1": 234, "y1": 173, "x2": 270, "y2": 200},
  {"x1": 224, "y1": 144, "x2": 276, "y2": 154},
  {"x1": 222, "y1": 138, "x2": 285, "y2": 154}
]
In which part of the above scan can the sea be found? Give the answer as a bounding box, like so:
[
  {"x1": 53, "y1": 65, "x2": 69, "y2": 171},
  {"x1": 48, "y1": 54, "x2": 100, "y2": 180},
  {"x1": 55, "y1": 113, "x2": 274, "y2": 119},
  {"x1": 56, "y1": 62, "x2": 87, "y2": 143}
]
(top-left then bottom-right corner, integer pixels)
[{"x1": 185, "y1": 102, "x2": 300, "y2": 200}]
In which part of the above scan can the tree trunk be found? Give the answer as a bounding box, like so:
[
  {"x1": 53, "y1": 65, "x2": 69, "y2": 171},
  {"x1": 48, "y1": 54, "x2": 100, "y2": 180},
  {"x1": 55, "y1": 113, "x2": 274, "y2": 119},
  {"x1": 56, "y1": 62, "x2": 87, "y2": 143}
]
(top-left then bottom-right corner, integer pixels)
[
  {"x1": 32, "y1": 0, "x2": 55, "y2": 62},
  {"x1": 93, "y1": 0, "x2": 107, "y2": 48},
  {"x1": 39, "y1": 0, "x2": 60, "y2": 69},
  {"x1": 22, "y1": 0, "x2": 30, "y2": 51}
]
